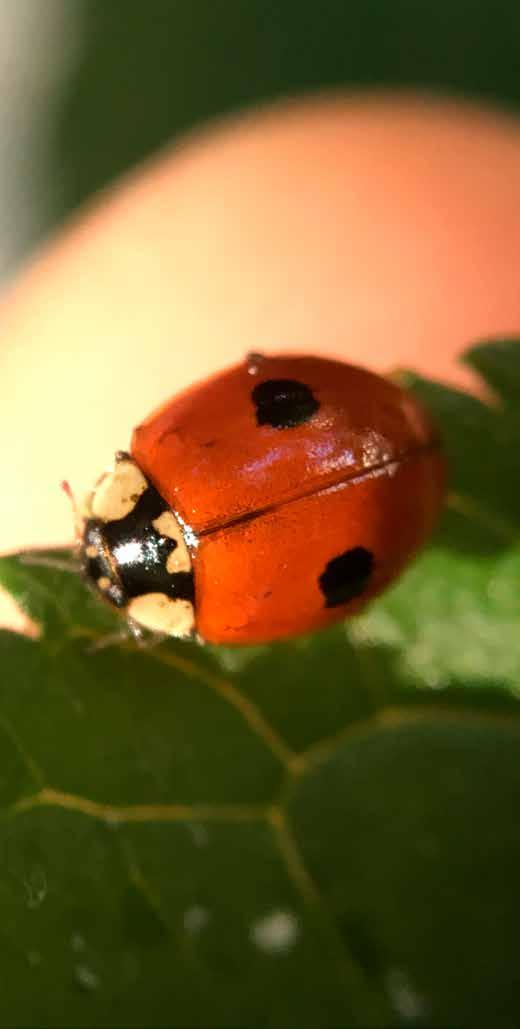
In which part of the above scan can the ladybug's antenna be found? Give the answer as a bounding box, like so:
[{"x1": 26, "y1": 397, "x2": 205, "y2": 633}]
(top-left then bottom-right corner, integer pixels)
[{"x1": 61, "y1": 480, "x2": 83, "y2": 543}]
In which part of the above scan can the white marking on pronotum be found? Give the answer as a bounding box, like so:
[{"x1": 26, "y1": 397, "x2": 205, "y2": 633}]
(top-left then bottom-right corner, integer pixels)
[
  {"x1": 152, "y1": 511, "x2": 192, "y2": 572},
  {"x1": 127, "y1": 594, "x2": 195, "y2": 637},
  {"x1": 250, "y1": 909, "x2": 300, "y2": 954},
  {"x1": 89, "y1": 458, "x2": 148, "y2": 522}
]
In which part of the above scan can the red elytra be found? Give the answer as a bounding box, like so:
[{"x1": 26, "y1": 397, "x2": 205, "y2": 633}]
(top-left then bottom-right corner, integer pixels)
[{"x1": 132, "y1": 354, "x2": 444, "y2": 644}]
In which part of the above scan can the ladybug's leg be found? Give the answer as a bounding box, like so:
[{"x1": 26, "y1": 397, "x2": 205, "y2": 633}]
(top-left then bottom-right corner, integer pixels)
[
  {"x1": 87, "y1": 616, "x2": 147, "y2": 654},
  {"x1": 60, "y1": 480, "x2": 84, "y2": 543},
  {"x1": 127, "y1": 615, "x2": 170, "y2": 650},
  {"x1": 87, "y1": 626, "x2": 133, "y2": 654},
  {"x1": 87, "y1": 617, "x2": 171, "y2": 655},
  {"x1": 18, "y1": 551, "x2": 79, "y2": 573}
]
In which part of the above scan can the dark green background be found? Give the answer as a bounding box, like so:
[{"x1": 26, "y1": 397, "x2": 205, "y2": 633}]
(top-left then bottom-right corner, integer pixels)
[{"x1": 57, "y1": 0, "x2": 520, "y2": 217}]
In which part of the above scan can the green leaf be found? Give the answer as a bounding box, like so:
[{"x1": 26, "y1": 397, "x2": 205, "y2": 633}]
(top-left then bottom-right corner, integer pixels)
[
  {"x1": 1, "y1": 339, "x2": 520, "y2": 1027},
  {"x1": 289, "y1": 716, "x2": 520, "y2": 1027},
  {"x1": 465, "y1": 338, "x2": 520, "y2": 408}
]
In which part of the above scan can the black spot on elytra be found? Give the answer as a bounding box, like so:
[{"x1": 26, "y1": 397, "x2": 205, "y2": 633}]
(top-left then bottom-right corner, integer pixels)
[
  {"x1": 81, "y1": 483, "x2": 194, "y2": 608},
  {"x1": 251, "y1": 378, "x2": 319, "y2": 429},
  {"x1": 319, "y1": 546, "x2": 374, "y2": 608}
]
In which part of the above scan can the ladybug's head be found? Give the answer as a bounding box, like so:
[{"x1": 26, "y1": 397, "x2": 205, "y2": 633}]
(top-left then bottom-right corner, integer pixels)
[{"x1": 78, "y1": 452, "x2": 195, "y2": 637}]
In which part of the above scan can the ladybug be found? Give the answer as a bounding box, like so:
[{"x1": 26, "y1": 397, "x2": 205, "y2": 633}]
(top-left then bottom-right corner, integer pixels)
[{"x1": 79, "y1": 353, "x2": 444, "y2": 645}]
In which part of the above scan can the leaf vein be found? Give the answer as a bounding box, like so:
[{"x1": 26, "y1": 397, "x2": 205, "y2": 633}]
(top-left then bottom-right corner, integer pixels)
[
  {"x1": 8, "y1": 787, "x2": 269, "y2": 825},
  {"x1": 148, "y1": 647, "x2": 295, "y2": 768},
  {"x1": 293, "y1": 703, "x2": 520, "y2": 776},
  {"x1": 268, "y1": 807, "x2": 390, "y2": 1026},
  {"x1": 0, "y1": 712, "x2": 45, "y2": 788},
  {"x1": 447, "y1": 491, "x2": 519, "y2": 542}
]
